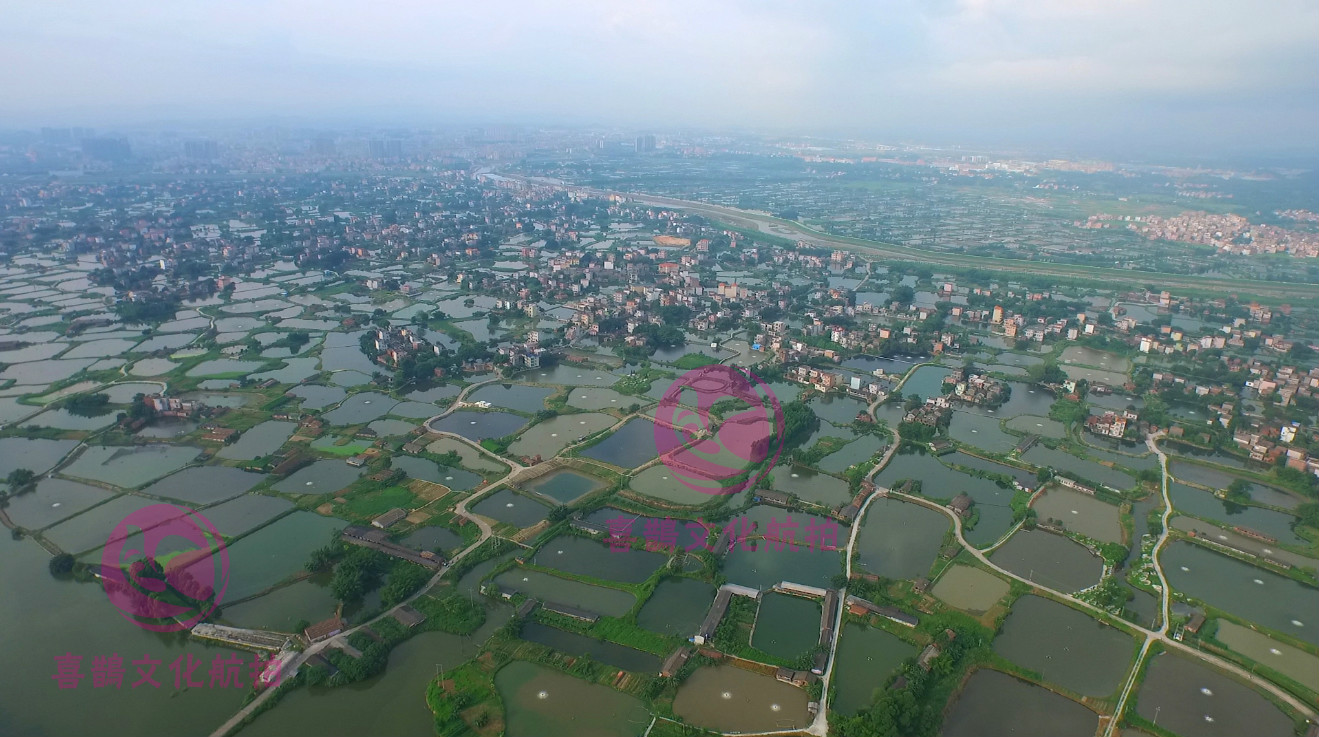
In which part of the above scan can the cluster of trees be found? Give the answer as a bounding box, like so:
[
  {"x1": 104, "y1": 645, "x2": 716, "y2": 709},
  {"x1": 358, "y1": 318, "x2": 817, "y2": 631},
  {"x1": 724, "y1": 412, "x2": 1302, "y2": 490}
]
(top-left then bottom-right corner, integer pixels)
[
  {"x1": 320, "y1": 631, "x2": 391, "y2": 685},
  {"x1": 116, "y1": 296, "x2": 181, "y2": 325},
  {"x1": 1225, "y1": 478, "x2": 1253, "y2": 504},
  {"x1": 380, "y1": 564, "x2": 430, "y2": 607},
  {"x1": 1025, "y1": 361, "x2": 1069, "y2": 386},
  {"x1": 1048, "y1": 397, "x2": 1089, "y2": 425},
  {"x1": 357, "y1": 332, "x2": 494, "y2": 390},
  {"x1": 5, "y1": 469, "x2": 36, "y2": 497},
  {"x1": 329, "y1": 547, "x2": 389, "y2": 603},
  {"x1": 1088, "y1": 576, "x2": 1136, "y2": 613},
  {"x1": 271, "y1": 331, "x2": 311, "y2": 351},
  {"x1": 780, "y1": 401, "x2": 820, "y2": 451},
  {"x1": 62, "y1": 392, "x2": 111, "y2": 417},
  {"x1": 90, "y1": 264, "x2": 162, "y2": 292},
  {"x1": 836, "y1": 626, "x2": 983, "y2": 737}
]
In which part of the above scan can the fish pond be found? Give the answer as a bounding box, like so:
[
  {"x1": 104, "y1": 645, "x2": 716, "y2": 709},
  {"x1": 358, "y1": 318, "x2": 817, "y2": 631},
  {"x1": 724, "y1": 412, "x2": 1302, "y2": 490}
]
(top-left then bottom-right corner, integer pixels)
[
  {"x1": 993, "y1": 595, "x2": 1136, "y2": 697},
  {"x1": 272, "y1": 460, "x2": 363, "y2": 496},
  {"x1": 496, "y1": 660, "x2": 650, "y2": 737},
  {"x1": 580, "y1": 417, "x2": 660, "y2": 468},
  {"x1": 931, "y1": 564, "x2": 1009, "y2": 614},
  {"x1": 492, "y1": 569, "x2": 634, "y2": 617},
  {"x1": 854, "y1": 498, "x2": 949, "y2": 581},
  {"x1": 1135, "y1": 651, "x2": 1294, "y2": 737},
  {"x1": 525, "y1": 468, "x2": 607, "y2": 504},
  {"x1": 831, "y1": 623, "x2": 919, "y2": 716},
  {"x1": 750, "y1": 591, "x2": 821, "y2": 660},
  {"x1": 534, "y1": 535, "x2": 667, "y2": 584},
  {"x1": 990, "y1": 529, "x2": 1103, "y2": 593},
  {"x1": 672, "y1": 664, "x2": 810, "y2": 733},
  {"x1": 636, "y1": 577, "x2": 716, "y2": 636},
  {"x1": 1161, "y1": 541, "x2": 1318, "y2": 646},
  {"x1": 470, "y1": 489, "x2": 552, "y2": 528},
  {"x1": 942, "y1": 669, "x2": 1098, "y2": 737}
]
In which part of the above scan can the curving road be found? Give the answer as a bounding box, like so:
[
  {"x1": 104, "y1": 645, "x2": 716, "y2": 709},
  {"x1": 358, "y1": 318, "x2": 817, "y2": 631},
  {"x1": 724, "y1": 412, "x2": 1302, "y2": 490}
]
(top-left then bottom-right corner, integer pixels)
[{"x1": 208, "y1": 430, "x2": 518, "y2": 737}]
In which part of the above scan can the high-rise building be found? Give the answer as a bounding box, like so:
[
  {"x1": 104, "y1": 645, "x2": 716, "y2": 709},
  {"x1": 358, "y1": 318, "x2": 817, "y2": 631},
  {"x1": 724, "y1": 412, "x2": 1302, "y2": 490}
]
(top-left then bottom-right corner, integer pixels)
[
  {"x1": 311, "y1": 137, "x2": 336, "y2": 156},
  {"x1": 81, "y1": 137, "x2": 132, "y2": 161},
  {"x1": 41, "y1": 128, "x2": 72, "y2": 144},
  {"x1": 184, "y1": 139, "x2": 219, "y2": 160},
  {"x1": 368, "y1": 139, "x2": 404, "y2": 159},
  {"x1": 635, "y1": 134, "x2": 656, "y2": 152}
]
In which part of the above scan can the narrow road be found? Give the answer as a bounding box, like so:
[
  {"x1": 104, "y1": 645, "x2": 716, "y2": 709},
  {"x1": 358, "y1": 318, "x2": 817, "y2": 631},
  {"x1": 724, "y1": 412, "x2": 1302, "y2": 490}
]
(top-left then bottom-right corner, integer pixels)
[
  {"x1": 209, "y1": 432, "x2": 515, "y2": 737},
  {"x1": 1102, "y1": 433, "x2": 1177, "y2": 737}
]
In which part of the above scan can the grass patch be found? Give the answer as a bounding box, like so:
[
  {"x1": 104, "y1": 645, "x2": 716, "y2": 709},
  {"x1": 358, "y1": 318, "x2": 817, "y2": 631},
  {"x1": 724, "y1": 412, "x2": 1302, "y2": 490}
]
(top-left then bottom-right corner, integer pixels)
[
  {"x1": 311, "y1": 437, "x2": 373, "y2": 456},
  {"x1": 670, "y1": 353, "x2": 721, "y2": 370},
  {"x1": 342, "y1": 485, "x2": 418, "y2": 518},
  {"x1": 415, "y1": 591, "x2": 487, "y2": 635}
]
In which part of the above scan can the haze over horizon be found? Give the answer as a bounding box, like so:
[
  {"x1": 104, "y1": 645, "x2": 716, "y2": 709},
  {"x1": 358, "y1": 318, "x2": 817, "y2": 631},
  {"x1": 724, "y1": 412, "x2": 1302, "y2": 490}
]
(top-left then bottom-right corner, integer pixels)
[{"x1": 5, "y1": 0, "x2": 1318, "y2": 159}]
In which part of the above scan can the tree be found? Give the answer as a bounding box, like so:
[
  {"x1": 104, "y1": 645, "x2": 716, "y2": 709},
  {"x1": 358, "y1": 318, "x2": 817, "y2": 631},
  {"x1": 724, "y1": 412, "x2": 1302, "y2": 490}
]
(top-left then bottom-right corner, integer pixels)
[
  {"x1": 49, "y1": 553, "x2": 75, "y2": 576},
  {"x1": 781, "y1": 401, "x2": 820, "y2": 450},
  {"x1": 1026, "y1": 361, "x2": 1068, "y2": 386},
  {"x1": 6, "y1": 468, "x2": 36, "y2": 495},
  {"x1": 1298, "y1": 503, "x2": 1319, "y2": 530},
  {"x1": 1225, "y1": 479, "x2": 1252, "y2": 503},
  {"x1": 63, "y1": 392, "x2": 111, "y2": 417}
]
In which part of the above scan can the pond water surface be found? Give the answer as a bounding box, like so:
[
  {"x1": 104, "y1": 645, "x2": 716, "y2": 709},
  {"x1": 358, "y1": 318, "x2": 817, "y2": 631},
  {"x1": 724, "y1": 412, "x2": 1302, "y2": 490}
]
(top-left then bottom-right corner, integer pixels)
[
  {"x1": 672, "y1": 664, "x2": 810, "y2": 733},
  {"x1": 941, "y1": 669, "x2": 1098, "y2": 737},
  {"x1": 993, "y1": 595, "x2": 1135, "y2": 697},
  {"x1": 1135, "y1": 651, "x2": 1294, "y2": 737},
  {"x1": 496, "y1": 660, "x2": 650, "y2": 737},
  {"x1": 991, "y1": 529, "x2": 1103, "y2": 592},
  {"x1": 831, "y1": 623, "x2": 918, "y2": 716}
]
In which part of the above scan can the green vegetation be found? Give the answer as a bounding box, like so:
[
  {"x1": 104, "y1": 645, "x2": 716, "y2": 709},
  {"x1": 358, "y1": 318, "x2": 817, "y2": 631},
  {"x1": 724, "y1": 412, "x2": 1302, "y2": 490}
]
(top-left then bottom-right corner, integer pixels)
[
  {"x1": 532, "y1": 607, "x2": 676, "y2": 656},
  {"x1": 781, "y1": 400, "x2": 821, "y2": 451},
  {"x1": 709, "y1": 595, "x2": 815, "y2": 670},
  {"x1": 343, "y1": 485, "x2": 417, "y2": 519},
  {"x1": 835, "y1": 622, "x2": 989, "y2": 737},
  {"x1": 380, "y1": 564, "x2": 431, "y2": 607},
  {"x1": 62, "y1": 392, "x2": 112, "y2": 417},
  {"x1": 795, "y1": 436, "x2": 850, "y2": 466},
  {"x1": 426, "y1": 660, "x2": 499, "y2": 737},
  {"x1": 1025, "y1": 362, "x2": 1068, "y2": 386},
  {"x1": 329, "y1": 547, "x2": 390, "y2": 603},
  {"x1": 5, "y1": 468, "x2": 36, "y2": 496},
  {"x1": 1080, "y1": 576, "x2": 1136, "y2": 614},
  {"x1": 670, "y1": 353, "x2": 720, "y2": 370},
  {"x1": 414, "y1": 591, "x2": 487, "y2": 635},
  {"x1": 312, "y1": 438, "x2": 373, "y2": 456},
  {"x1": 1225, "y1": 478, "x2": 1252, "y2": 504},
  {"x1": 48, "y1": 553, "x2": 75, "y2": 577},
  {"x1": 116, "y1": 296, "x2": 181, "y2": 325},
  {"x1": 613, "y1": 367, "x2": 669, "y2": 396},
  {"x1": 1049, "y1": 397, "x2": 1089, "y2": 425}
]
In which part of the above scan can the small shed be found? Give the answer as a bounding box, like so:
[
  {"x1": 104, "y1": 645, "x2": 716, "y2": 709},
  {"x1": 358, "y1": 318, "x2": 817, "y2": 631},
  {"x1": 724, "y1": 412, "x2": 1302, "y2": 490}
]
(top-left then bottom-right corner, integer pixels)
[
  {"x1": 393, "y1": 605, "x2": 427, "y2": 629},
  {"x1": 304, "y1": 616, "x2": 344, "y2": 643},
  {"x1": 372, "y1": 508, "x2": 408, "y2": 529}
]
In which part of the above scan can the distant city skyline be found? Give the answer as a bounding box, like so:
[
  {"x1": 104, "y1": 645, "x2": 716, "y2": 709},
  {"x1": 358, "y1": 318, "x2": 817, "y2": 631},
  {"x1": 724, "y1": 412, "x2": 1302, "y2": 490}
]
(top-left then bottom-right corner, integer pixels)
[{"x1": 3, "y1": 0, "x2": 1317, "y2": 158}]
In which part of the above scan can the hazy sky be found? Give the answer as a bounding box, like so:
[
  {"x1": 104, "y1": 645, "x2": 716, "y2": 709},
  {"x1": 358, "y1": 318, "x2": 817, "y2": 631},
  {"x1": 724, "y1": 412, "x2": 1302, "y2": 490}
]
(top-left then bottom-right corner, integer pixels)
[{"x1": 5, "y1": 0, "x2": 1317, "y2": 155}]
